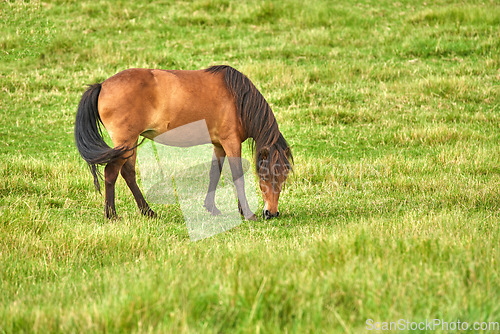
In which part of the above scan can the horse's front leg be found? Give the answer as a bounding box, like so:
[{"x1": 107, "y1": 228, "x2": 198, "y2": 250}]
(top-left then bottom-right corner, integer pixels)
[
  {"x1": 227, "y1": 156, "x2": 257, "y2": 221},
  {"x1": 204, "y1": 146, "x2": 226, "y2": 215}
]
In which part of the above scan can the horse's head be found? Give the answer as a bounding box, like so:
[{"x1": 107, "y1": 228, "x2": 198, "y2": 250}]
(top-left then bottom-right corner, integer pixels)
[{"x1": 257, "y1": 146, "x2": 292, "y2": 220}]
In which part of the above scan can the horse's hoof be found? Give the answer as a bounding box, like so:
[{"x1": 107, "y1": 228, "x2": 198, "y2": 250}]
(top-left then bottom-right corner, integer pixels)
[
  {"x1": 246, "y1": 214, "x2": 258, "y2": 221},
  {"x1": 142, "y1": 208, "x2": 157, "y2": 218},
  {"x1": 204, "y1": 203, "x2": 222, "y2": 216},
  {"x1": 105, "y1": 210, "x2": 119, "y2": 220}
]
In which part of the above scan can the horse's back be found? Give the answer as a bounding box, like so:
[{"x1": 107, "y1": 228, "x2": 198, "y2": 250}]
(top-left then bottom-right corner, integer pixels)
[{"x1": 97, "y1": 68, "x2": 242, "y2": 145}]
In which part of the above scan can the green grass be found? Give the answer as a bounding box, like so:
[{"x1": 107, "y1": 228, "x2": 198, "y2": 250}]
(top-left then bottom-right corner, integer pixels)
[{"x1": 1, "y1": 0, "x2": 499, "y2": 332}]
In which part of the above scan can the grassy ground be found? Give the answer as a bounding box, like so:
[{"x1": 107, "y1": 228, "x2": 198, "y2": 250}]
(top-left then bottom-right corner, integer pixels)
[{"x1": 1, "y1": 0, "x2": 499, "y2": 332}]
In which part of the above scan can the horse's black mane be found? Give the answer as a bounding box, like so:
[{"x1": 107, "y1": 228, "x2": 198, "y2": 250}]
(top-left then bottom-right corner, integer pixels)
[{"x1": 205, "y1": 65, "x2": 293, "y2": 181}]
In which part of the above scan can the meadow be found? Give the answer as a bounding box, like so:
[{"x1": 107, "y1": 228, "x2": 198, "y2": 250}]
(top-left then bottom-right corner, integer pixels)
[{"x1": 0, "y1": 0, "x2": 499, "y2": 332}]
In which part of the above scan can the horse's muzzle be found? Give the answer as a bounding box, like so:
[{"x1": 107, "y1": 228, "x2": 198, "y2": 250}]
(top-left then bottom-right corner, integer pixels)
[{"x1": 263, "y1": 209, "x2": 280, "y2": 220}]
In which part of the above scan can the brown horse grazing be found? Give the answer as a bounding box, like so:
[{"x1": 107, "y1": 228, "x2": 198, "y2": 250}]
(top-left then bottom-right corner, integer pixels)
[{"x1": 75, "y1": 65, "x2": 292, "y2": 220}]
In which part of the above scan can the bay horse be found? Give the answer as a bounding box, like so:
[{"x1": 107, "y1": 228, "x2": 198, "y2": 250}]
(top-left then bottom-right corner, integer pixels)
[{"x1": 74, "y1": 65, "x2": 292, "y2": 220}]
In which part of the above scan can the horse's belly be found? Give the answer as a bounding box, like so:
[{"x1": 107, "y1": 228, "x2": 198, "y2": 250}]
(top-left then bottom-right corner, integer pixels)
[{"x1": 153, "y1": 119, "x2": 213, "y2": 148}]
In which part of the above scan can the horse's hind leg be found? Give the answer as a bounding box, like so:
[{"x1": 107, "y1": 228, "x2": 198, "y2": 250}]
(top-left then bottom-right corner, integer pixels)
[
  {"x1": 204, "y1": 146, "x2": 226, "y2": 215},
  {"x1": 104, "y1": 159, "x2": 125, "y2": 219},
  {"x1": 120, "y1": 147, "x2": 157, "y2": 218}
]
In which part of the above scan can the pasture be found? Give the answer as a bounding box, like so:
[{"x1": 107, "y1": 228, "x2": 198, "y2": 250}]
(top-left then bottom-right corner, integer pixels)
[{"x1": 1, "y1": 0, "x2": 499, "y2": 332}]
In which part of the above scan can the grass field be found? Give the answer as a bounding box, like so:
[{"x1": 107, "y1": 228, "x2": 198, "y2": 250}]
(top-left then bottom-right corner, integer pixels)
[{"x1": 1, "y1": 0, "x2": 499, "y2": 332}]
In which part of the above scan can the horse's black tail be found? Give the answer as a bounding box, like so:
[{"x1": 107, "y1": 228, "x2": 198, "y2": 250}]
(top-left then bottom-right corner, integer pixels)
[{"x1": 74, "y1": 83, "x2": 130, "y2": 192}]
